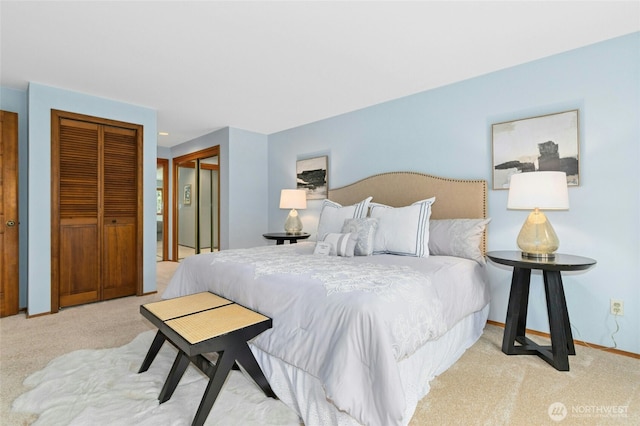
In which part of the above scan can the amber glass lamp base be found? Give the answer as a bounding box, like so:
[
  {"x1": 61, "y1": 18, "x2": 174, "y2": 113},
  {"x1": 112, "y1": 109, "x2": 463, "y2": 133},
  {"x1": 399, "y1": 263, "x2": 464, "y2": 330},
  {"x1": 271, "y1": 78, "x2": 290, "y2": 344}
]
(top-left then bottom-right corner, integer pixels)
[
  {"x1": 284, "y1": 208, "x2": 303, "y2": 234},
  {"x1": 516, "y1": 208, "x2": 559, "y2": 260}
]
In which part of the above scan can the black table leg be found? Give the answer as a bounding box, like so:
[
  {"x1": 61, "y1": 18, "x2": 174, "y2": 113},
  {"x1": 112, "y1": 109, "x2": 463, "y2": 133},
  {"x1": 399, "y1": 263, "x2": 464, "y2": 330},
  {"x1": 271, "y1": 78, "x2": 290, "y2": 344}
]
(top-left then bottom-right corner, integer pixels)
[
  {"x1": 556, "y1": 274, "x2": 576, "y2": 356},
  {"x1": 543, "y1": 271, "x2": 572, "y2": 371},
  {"x1": 503, "y1": 267, "x2": 531, "y2": 354}
]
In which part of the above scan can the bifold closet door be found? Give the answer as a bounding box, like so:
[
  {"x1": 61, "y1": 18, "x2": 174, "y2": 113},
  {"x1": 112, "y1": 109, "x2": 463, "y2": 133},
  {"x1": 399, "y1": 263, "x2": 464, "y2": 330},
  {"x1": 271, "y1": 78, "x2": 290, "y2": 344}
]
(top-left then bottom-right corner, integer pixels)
[
  {"x1": 53, "y1": 113, "x2": 141, "y2": 310},
  {"x1": 57, "y1": 119, "x2": 101, "y2": 307},
  {"x1": 102, "y1": 126, "x2": 137, "y2": 299}
]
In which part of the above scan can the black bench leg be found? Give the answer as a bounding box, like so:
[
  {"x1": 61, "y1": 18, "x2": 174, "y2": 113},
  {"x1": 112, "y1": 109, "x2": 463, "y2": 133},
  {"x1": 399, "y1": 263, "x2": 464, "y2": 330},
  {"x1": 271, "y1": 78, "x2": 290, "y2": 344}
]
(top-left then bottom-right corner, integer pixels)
[
  {"x1": 235, "y1": 342, "x2": 277, "y2": 398},
  {"x1": 159, "y1": 351, "x2": 191, "y2": 403},
  {"x1": 191, "y1": 349, "x2": 237, "y2": 426},
  {"x1": 138, "y1": 331, "x2": 166, "y2": 373}
]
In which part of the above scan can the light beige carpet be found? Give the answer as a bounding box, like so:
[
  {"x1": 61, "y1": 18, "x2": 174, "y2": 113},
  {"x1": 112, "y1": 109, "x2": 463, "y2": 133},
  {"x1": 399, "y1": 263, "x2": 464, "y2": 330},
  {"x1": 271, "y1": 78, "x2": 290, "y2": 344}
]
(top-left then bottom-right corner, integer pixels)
[
  {"x1": 0, "y1": 262, "x2": 178, "y2": 425},
  {"x1": 1, "y1": 261, "x2": 638, "y2": 425},
  {"x1": 411, "y1": 325, "x2": 639, "y2": 425}
]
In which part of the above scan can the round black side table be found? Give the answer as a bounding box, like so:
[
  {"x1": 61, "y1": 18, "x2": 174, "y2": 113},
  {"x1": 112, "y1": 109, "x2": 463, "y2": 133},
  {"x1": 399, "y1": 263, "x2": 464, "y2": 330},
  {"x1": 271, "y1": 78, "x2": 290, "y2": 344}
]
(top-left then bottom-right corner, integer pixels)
[
  {"x1": 262, "y1": 232, "x2": 310, "y2": 245},
  {"x1": 487, "y1": 250, "x2": 596, "y2": 371}
]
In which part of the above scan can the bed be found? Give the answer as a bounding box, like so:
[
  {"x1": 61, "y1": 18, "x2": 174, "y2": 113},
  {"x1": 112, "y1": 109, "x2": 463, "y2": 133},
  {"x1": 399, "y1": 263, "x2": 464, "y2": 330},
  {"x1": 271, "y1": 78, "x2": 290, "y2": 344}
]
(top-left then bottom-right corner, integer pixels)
[{"x1": 163, "y1": 171, "x2": 490, "y2": 426}]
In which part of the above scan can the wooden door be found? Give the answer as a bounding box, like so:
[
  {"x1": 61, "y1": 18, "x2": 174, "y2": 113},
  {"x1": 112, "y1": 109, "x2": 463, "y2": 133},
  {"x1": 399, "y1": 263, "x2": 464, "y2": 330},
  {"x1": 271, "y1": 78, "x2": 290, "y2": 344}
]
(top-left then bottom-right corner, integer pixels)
[
  {"x1": 54, "y1": 118, "x2": 101, "y2": 308},
  {"x1": 102, "y1": 126, "x2": 138, "y2": 299},
  {"x1": 0, "y1": 111, "x2": 19, "y2": 317},
  {"x1": 52, "y1": 111, "x2": 142, "y2": 311}
]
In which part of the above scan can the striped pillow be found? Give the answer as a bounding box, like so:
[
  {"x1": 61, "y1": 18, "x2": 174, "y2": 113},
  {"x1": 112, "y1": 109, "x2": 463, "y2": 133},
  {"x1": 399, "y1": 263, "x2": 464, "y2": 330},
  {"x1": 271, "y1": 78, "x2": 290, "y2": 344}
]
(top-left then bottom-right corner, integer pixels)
[
  {"x1": 316, "y1": 197, "x2": 372, "y2": 240},
  {"x1": 322, "y1": 232, "x2": 357, "y2": 257},
  {"x1": 369, "y1": 197, "x2": 435, "y2": 257}
]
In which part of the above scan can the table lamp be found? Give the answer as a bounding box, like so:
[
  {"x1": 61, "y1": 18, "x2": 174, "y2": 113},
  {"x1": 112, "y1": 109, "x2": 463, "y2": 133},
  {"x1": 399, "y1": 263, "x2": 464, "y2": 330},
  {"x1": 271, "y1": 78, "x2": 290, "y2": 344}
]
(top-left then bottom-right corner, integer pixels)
[
  {"x1": 507, "y1": 171, "x2": 569, "y2": 259},
  {"x1": 279, "y1": 189, "x2": 307, "y2": 234}
]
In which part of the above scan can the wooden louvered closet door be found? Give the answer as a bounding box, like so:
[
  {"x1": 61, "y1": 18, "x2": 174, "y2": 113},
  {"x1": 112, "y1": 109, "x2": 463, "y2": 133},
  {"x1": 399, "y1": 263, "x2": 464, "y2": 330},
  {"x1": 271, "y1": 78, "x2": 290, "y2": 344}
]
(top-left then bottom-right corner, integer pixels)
[
  {"x1": 56, "y1": 118, "x2": 100, "y2": 307},
  {"x1": 102, "y1": 126, "x2": 138, "y2": 299},
  {"x1": 52, "y1": 111, "x2": 142, "y2": 311}
]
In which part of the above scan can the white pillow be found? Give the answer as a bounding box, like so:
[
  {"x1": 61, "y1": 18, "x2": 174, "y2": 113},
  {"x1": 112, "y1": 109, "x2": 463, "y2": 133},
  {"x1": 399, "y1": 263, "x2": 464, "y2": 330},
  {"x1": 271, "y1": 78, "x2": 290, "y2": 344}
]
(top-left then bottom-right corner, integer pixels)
[
  {"x1": 429, "y1": 218, "x2": 491, "y2": 264},
  {"x1": 317, "y1": 197, "x2": 372, "y2": 240},
  {"x1": 341, "y1": 218, "x2": 379, "y2": 256},
  {"x1": 313, "y1": 241, "x2": 332, "y2": 256},
  {"x1": 321, "y1": 232, "x2": 357, "y2": 257},
  {"x1": 369, "y1": 197, "x2": 435, "y2": 257}
]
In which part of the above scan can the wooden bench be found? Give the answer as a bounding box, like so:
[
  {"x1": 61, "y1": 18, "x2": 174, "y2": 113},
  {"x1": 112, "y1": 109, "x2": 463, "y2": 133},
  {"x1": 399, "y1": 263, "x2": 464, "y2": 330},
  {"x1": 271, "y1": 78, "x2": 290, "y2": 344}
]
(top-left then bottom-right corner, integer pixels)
[{"x1": 138, "y1": 292, "x2": 276, "y2": 426}]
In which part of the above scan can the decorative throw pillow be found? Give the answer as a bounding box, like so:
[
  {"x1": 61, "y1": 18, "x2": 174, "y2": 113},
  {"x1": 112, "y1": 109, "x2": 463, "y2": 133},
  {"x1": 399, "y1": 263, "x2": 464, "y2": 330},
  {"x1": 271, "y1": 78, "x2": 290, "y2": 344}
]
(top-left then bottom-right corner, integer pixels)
[
  {"x1": 317, "y1": 197, "x2": 372, "y2": 240},
  {"x1": 341, "y1": 218, "x2": 379, "y2": 256},
  {"x1": 321, "y1": 232, "x2": 357, "y2": 257},
  {"x1": 313, "y1": 241, "x2": 332, "y2": 256},
  {"x1": 369, "y1": 197, "x2": 435, "y2": 257},
  {"x1": 428, "y1": 218, "x2": 491, "y2": 264}
]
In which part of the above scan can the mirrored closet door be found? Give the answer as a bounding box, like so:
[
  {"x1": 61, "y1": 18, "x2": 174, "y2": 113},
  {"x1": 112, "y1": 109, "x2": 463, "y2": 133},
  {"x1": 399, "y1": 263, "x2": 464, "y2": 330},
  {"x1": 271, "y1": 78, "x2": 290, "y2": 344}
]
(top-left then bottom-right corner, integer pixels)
[{"x1": 173, "y1": 146, "x2": 220, "y2": 261}]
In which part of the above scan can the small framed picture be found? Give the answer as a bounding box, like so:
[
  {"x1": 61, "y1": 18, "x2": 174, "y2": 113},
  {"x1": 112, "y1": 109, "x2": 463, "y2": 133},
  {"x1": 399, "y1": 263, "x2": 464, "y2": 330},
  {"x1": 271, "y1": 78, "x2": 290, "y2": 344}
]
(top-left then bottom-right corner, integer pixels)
[
  {"x1": 492, "y1": 109, "x2": 579, "y2": 190},
  {"x1": 296, "y1": 156, "x2": 328, "y2": 200},
  {"x1": 156, "y1": 188, "x2": 163, "y2": 214},
  {"x1": 183, "y1": 184, "x2": 191, "y2": 205}
]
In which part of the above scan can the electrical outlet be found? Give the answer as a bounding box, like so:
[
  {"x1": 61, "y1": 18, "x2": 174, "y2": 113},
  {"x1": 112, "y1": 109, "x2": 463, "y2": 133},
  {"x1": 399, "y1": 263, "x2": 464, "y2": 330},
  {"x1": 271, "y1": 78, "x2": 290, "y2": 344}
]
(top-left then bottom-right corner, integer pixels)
[{"x1": 610, "y1": 299, "x2": 624, "y2": 316}]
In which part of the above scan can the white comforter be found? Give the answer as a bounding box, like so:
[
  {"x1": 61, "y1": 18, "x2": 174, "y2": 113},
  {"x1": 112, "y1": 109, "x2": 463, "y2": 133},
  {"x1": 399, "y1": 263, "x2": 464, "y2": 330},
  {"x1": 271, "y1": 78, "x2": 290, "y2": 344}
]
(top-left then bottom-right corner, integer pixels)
[{"x1": 163, "y1": 243, "x2": 487, "y2": 426}]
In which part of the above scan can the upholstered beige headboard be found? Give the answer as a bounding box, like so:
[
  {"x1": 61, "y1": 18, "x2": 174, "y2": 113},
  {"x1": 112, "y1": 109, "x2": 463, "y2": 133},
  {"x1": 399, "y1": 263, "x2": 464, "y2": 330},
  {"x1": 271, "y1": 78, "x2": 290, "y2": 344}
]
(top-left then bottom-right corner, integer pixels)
[{"x1": 328, "y1": 171, "x2": 488, "y2": 252}]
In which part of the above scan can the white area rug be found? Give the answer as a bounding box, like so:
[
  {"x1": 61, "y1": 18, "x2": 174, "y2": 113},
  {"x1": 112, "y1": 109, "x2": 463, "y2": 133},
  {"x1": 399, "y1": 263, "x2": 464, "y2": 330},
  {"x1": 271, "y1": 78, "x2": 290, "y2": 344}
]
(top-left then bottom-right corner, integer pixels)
[{"x1": 12, "y1": 331, "x2": 301, "y2": 425}]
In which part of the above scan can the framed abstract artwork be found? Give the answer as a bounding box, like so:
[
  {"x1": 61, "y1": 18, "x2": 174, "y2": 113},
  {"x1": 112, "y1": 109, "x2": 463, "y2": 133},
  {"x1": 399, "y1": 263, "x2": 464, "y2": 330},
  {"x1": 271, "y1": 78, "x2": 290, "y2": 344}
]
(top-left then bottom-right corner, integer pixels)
[
  {"x1": 296, "y1": 156, "x2": 328, "y2": 200},
  {"x1": 492, "y1": 109, "x2": 579, "y2": 190}
]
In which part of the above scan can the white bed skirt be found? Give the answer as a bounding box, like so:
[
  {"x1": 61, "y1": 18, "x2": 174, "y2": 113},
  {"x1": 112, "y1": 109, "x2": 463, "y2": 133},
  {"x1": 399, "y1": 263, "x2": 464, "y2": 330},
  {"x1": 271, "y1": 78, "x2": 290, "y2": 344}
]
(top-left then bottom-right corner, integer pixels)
[{"x1": 250, "y1": 304, "x2": 490, "y2": 426}]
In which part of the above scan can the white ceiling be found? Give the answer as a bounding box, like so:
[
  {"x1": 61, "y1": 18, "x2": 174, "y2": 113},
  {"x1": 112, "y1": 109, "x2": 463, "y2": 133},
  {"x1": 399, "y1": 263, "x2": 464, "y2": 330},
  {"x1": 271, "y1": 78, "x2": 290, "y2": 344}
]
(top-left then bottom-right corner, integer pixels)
[{"x1": 1, "y1": 1, "x2": 638, "y2": 148}]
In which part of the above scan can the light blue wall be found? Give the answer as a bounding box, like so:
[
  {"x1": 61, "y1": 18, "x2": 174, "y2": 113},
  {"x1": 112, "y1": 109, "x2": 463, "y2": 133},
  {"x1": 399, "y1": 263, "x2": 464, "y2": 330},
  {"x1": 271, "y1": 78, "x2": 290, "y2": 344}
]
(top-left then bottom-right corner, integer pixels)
[
  {"x1": 228, "y1": 128, "x2": 269, "y2": 249},
  {"x1": 27, "y1": 83, "x2": 158, "y2": 315},
  {"x1": 267, "y1": 33, "x2": 640, "y2": 354},
  {"x1": 171, "y1": 126, "x2": 268, "y2": 250},
  {"x1": 157, "y1": 146, "x2": 171, "y2": 159},
  {"x1": 0, "y1": 87, "x2": 29, "y2": 308}
]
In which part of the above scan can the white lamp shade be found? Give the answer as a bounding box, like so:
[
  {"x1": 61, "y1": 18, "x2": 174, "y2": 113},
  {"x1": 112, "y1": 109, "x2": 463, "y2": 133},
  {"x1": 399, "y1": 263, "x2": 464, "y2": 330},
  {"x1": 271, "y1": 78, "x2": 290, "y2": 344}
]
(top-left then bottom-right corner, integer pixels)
[
  {"x1": 507, "y1": 172, "x2": 569, "y2": 210},
  {"x1": 279, "y1": 189, "x2": 307, "y2": 209}
]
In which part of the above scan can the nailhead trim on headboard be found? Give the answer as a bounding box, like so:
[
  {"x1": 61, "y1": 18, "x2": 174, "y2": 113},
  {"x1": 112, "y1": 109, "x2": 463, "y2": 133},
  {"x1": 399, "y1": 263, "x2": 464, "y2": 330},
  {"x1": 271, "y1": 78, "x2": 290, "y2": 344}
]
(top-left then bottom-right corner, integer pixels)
[{"x1": 328, "y1": 171, "x2": 488, "y2": 253}]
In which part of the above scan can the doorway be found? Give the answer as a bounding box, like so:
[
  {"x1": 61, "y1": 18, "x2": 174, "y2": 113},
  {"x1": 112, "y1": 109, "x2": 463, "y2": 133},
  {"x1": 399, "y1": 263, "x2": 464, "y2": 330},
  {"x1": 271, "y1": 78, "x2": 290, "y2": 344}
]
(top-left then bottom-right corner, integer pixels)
[{"x1": 172, "y1": 146, "x2": 220, "y2": 261}]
